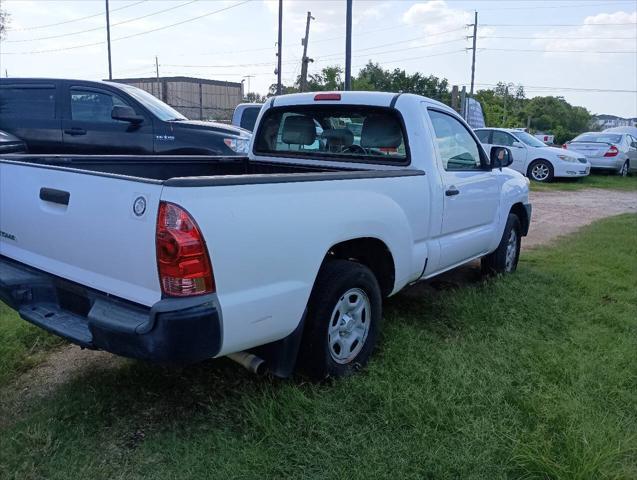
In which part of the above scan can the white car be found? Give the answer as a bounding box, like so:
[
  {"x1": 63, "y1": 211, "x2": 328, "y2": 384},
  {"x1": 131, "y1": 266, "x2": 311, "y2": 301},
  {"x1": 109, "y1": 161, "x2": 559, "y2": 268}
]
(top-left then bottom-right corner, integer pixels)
[
  {"x1": 475, "y1": 127, "x2": 590, "y2": 182},
  {"x1": 0, "y1": 91, "x2": 531, "y2": 380}
]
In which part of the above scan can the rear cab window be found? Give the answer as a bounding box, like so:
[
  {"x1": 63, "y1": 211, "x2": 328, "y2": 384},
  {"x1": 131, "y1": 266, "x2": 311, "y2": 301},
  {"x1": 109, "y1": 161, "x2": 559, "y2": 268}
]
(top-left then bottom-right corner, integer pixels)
[
  {"x1": 0, "y1": 84, "x2": 57, "y2": 119},
  {"x1": 254, "y1": 105, "x2": 409, "y2": 164}
]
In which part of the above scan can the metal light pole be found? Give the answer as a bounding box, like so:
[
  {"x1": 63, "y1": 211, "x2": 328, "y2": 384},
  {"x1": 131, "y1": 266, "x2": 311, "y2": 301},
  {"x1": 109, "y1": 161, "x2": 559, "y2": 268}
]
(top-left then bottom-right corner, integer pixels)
[
  {"x1": 344, "y1": 0, "x2": 352, "y2": 90},
  {"x1": 105, "y1": 0, "x2": 112, "y2": 80}
]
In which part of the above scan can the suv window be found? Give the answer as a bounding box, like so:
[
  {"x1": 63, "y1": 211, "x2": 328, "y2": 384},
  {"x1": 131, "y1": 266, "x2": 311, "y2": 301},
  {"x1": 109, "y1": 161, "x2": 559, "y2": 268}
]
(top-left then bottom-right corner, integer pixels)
[
  {"x1": 475, "y1": 129, "x2": 490, "y2": 143},
  {"x1": 492, "y1": 130, "x2": 516, "y2": 147},
  {"x1": 70, "y1": 89, "x2": 129, "y2": 122},
  {"x1": 429, "y1": 109, "x2": 483, "y2": 171},
  {"x1": 254, "y1": 105, "x2": 408, "y2": 164},
  {"x1": 0, "y1": 85, "x2": 56, "y2": 119}
]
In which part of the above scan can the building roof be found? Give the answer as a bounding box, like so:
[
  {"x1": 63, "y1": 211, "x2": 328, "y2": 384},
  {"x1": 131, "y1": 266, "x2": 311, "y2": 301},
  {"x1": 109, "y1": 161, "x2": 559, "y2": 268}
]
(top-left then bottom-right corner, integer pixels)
[{"x1": 110, "y1": 76, "x2": 242, "y2": 88}]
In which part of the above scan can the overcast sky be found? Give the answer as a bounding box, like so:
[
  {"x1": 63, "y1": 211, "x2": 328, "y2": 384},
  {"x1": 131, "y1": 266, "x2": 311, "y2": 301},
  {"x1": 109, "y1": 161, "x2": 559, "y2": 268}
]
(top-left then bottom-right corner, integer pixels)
[{"x1": 1, "y1": 0, "x2": 636, "y2": 118}]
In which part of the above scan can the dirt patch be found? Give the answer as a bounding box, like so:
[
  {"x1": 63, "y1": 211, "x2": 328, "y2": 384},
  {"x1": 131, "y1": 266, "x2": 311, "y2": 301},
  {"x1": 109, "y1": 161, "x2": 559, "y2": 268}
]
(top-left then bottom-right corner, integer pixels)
[{"x1": 4, "y1": 188, "x2": 636, "y2": 402}]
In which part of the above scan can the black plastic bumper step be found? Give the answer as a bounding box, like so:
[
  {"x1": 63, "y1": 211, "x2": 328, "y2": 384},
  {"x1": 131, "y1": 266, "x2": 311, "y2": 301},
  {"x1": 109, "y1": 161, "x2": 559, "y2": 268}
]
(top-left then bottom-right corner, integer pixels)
[{"x1": 19, "y1": 303, "x2": 93, "y2": 347}]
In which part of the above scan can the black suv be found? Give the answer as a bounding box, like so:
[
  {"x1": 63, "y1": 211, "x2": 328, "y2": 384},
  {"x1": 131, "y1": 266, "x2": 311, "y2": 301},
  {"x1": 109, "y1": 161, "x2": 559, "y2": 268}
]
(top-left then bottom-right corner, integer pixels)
[{"x1": 0, "y1": 78, "x2": 250, "y2": 155}]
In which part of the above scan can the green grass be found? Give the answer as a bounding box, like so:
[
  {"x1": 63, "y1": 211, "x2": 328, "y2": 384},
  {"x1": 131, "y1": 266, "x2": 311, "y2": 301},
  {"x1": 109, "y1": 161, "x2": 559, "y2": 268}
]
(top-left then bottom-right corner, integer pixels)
[
  {"x1": 530, "y1": 172, "x2": 637, "y2": 192},
  {"x1": 1, "y1": 215, "x2": 636, "y2": 479},
  {"x1": 0, "y1": 302, "x2": 62, "y2": 386}
]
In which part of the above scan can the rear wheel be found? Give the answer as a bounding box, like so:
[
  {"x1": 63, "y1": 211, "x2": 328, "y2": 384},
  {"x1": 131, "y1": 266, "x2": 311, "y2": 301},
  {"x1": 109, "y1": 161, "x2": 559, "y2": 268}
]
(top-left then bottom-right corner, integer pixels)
[
  {"x1": 482, "y1": 214, "x2": 522, "y2": 275},
  {"x1": 528, "y1": 160, "x2": 554, "y2": 182},
  {"x1": 299, "y1": 260, "x2": 382, "y2": 380},
  {"x1": 619, "y1": 160, "x2": 629, "y2": 177}
]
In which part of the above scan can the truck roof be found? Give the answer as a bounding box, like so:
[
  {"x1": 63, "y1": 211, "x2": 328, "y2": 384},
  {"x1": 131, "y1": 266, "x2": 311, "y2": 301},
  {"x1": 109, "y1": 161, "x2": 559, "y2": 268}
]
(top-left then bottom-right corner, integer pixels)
[
  {"x1": 0, "y1": 77, "x2": 133, "y2": 91},
  {"x1": 270, "y1": 91, "x2": 452, "y2": 112}
]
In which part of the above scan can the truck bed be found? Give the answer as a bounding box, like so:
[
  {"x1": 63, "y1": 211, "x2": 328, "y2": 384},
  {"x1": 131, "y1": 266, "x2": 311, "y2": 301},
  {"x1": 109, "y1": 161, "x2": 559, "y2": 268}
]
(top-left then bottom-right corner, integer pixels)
[{"x1": 2, "y1": 154, "x2": 340, "y2": 182}]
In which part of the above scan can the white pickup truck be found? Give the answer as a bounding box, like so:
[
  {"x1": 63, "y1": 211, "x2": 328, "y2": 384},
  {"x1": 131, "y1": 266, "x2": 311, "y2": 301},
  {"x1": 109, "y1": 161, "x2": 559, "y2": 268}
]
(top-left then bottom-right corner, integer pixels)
[{"x1": 0, "y1": 91, "x2": 531, "y2": 379}]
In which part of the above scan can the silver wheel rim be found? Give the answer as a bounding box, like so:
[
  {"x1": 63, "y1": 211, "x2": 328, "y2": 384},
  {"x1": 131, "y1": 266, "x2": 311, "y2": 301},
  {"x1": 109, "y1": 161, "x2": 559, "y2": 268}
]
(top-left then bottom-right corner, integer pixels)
[
  {"x1": 328, "y1": 288, "x2": 371, "y2": 364},
  {"x1": 531, "y1": 163, "x2": 550, "y2": 181},
  {"x1": 620, "y1": 162, "x2": 628, "y2": 176},
  {"x1": 505, "y1": 229, "x2": 518, "y2": 272}
]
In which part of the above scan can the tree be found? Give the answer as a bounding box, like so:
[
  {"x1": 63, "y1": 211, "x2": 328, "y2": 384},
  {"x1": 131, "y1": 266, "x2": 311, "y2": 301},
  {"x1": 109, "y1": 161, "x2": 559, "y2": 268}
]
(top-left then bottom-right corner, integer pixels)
[
  {"x1": 0, "y1": 7, "x2": 9, "y2": 40},
  {"x1": 244, "y1": 92, "x2": 266, "y2": 103}
]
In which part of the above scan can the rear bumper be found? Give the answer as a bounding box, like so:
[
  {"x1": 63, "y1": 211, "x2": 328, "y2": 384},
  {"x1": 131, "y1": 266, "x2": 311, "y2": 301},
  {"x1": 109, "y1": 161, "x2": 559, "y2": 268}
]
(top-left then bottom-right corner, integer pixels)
[
  {"x1": 587, "y1": 156, "x2": 624, "y2": 171},
  {"x1": 0, "y1": 255, "x2": 222, "y2": 364}
]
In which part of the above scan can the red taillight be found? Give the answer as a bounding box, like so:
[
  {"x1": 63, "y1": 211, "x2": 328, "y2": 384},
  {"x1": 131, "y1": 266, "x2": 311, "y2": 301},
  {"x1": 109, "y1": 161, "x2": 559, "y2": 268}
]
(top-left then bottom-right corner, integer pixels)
[
  {"x1": 604, "y1": 145, "x2": 619, "y2": 157},
  {"x1": 156, "y1": 202, "x2": 214, "y2": 297},
  {"x1": 562, "y1": 143, "x2": 568, "y2": 149},
  {"x1": 314, "y1": 93, "x2": 341, "y2": 101}
]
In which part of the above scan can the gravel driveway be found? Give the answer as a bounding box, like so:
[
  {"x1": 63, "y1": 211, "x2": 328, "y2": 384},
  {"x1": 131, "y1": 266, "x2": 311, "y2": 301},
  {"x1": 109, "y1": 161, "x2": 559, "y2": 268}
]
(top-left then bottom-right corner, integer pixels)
[{"x1": 524, "y1": 188, "x2": 637, "y2": 247}]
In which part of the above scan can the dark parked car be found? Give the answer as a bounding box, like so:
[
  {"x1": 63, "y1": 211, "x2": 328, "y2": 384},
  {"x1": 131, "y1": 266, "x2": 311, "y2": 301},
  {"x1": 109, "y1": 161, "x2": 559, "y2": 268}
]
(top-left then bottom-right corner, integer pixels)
[
  {"x1": 0, "y1": 78, "x2": 250, "y2": 155},
  {"x1": 0, "y1": 130, "x2": 27, "y2": 154}
]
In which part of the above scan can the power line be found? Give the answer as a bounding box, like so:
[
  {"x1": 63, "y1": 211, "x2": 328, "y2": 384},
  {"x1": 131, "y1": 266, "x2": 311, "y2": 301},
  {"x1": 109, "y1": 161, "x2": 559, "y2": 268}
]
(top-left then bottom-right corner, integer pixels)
[
  {"x1": 481, "y1": 22, "x2": 637, "y2": 27},
  {"x1": 471, "y1": 83, "x2": 637, "y2": 93},
  {"x1": 8, "y1": 0, "x2": 148, "y2": 31},
  {"x1": 479, "y1": 35, "x2": 637, "y2": 40},
  {"x1": 481, "y1": 47, "x2": 637, "y2": 53},
  {"x1": 162, "y1": 37, "x2": 467, "y2": 69},
  {"x1": 478, "y1": 1, "x2": 635, "y2": 10},
  {"x1": 6, "y1": 0, "x2": 200, "y2": 43},
  {"x1": 1, "y1": 0, "x2": 253, "y2": 55}
]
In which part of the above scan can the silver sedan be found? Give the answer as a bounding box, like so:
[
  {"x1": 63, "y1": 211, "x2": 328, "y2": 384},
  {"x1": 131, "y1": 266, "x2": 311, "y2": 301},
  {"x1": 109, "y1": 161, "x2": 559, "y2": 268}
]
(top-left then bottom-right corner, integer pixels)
[{"x1": 564, "y1": 132, "x2": 637, "y2": 176}]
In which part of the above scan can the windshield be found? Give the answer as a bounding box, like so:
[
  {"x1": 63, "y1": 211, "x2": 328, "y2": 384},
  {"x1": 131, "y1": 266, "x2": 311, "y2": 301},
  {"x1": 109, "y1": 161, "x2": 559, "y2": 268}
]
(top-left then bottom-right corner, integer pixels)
[
  {"x1": 514, "y1": 131, "x2": 547, "y2": 148},
  {"x1": 115, "y1": 84, "x2": 187, "y2": 121},
  {"x1": 254, "y1": 105, "x2": 408, "y2": 163},
  {"x1": 572, "y1": 133, "x2": 622, "y2": 144}
]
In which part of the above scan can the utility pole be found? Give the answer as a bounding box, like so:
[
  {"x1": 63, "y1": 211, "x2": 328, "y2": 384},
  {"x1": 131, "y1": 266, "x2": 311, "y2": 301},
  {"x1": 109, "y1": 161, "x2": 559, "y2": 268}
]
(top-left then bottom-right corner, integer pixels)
[
  {"x1": 105, "y1": 0, "x2": 112, "y2": 80},
  {"x1": 155, "y1": 56, "x2": 160, "y2": 98},
  {"x1": 467, "y1": 10, "x2": 477, "y2": 96},
  {"x1": 344, "y1": 0, "x2": 353, "y2": 90},
  {"x1": 299, "y1": 11, "x2": 315, "y2": 92},
  {"x1": 275, "y1": 0, "x2": 283, "y2": 95}
]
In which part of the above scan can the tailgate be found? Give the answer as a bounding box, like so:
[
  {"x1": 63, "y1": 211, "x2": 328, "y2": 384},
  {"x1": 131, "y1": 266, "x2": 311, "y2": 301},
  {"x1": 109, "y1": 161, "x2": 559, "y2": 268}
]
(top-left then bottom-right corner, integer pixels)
[{"x1": 0, "y1": 161, "x2": 163, "y2": 306}]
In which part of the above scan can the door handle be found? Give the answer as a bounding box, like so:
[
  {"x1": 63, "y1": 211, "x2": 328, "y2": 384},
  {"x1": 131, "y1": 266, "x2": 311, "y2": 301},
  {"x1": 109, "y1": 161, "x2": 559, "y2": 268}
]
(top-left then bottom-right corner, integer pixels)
[
  {"x1": 445, "y1": 187, "x2": 460, "y2": 196},
  {"x1": 64, "y1": 128, "x2": 87, "y2": 136},
  {"x1": 40, "y1": 187, "x2": 70, "y2": 206}
]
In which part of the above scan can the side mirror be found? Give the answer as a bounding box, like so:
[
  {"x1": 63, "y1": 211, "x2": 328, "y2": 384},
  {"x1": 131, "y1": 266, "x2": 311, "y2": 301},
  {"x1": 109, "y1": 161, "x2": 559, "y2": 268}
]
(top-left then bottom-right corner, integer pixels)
[
  {"x1": 512, "y1": 141, "x2": 525, "y2": 148},
  {"x1": 112, "y1": 105, "x2": 144, "y2": 124},
  {"x1": 490, "y1": 146, "x2": 513, "y2": 170}
]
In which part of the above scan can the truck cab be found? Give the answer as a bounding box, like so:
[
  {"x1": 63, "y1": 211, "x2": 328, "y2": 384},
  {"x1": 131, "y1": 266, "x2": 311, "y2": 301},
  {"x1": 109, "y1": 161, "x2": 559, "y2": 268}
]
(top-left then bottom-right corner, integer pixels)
[{"x1": 0, "y1": 78, "x2": 251, "y2": 156}]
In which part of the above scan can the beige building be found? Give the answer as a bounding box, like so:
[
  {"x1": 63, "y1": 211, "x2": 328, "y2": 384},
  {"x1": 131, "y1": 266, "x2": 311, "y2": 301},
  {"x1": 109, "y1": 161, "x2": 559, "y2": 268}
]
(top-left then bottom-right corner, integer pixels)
[{"x1": 111, "y1": 76, "x2": 243, "y2": 122}]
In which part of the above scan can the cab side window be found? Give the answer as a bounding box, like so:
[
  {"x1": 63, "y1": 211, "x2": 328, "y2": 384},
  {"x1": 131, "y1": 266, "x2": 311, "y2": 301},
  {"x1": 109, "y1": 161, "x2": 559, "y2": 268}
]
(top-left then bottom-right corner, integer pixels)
[
  {"x1": 475, "y1": 129, "x2": 491, "y2": 143},
  {"x1": 70, "y1": 89, "x2": 129, "y2": 123},
  {"x1": 429, "y1": 110, "x2": 483, "y2": 171},
  {"x1": 492, "y1": 130, "x2": 515, "y2": 147}
]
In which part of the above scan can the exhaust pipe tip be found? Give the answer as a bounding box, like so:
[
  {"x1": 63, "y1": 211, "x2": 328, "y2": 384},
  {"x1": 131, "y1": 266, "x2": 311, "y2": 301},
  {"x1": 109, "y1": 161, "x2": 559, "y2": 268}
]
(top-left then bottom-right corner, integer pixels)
[{"x1": 226, "y1": 351, "x2": 266, "y2": 375}]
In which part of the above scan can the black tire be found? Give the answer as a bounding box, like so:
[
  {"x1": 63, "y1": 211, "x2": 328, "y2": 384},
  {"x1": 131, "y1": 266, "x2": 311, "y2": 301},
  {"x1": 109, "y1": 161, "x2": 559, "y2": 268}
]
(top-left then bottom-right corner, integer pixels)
[
  {"x1": 527, "y1": 159, "x2": 554, "y2": 182},
  {"x1": 482, "y1": 214, "x2": 522, "y2": 275},
  {"x1": 619, "y1": 160, "x2": 629, "y2": 177},
  {"x1": 299, "y1": 260, "x2": 382, "y2": 380}
]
